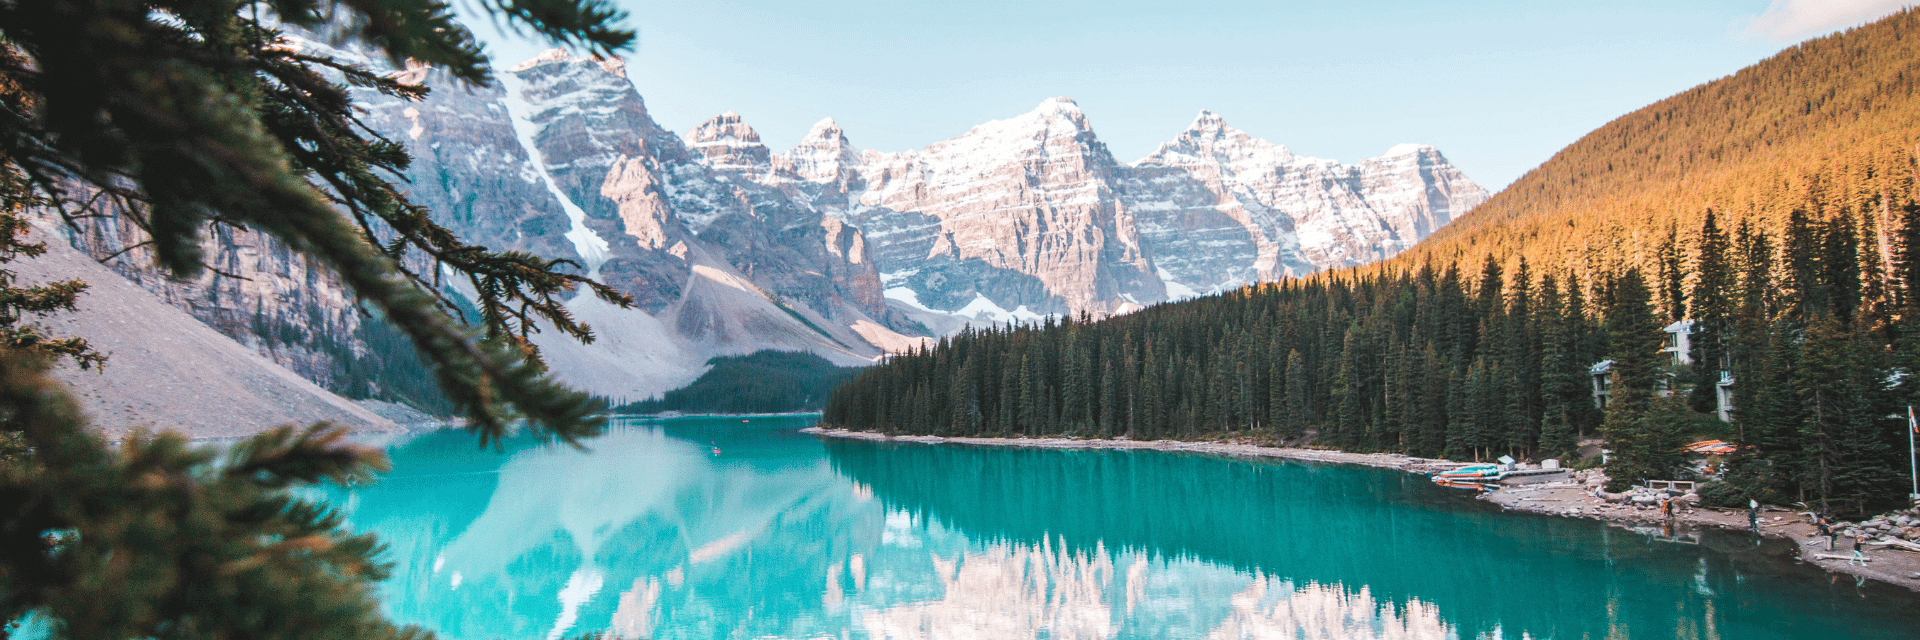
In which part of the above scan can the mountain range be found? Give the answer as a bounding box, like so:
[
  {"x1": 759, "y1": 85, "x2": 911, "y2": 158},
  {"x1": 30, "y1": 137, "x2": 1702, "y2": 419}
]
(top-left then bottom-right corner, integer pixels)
[
  {"x1": 50, "y1": 41, "x2": 1486, "y2": 407},
  {"x1": 347, "y1": 48, "x2": 1485, "y2": 400}
]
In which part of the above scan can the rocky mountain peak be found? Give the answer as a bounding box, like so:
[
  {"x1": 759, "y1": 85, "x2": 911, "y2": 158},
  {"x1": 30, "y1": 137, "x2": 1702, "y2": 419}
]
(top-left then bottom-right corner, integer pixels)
[
  {"x1": 913, "y1": 96, "x2": 1115, "y2": 180},
  {"x1": 688, "y1": 111, "x2": 771, "y2": 170},
  {"x1": 1380, "y1": 142, "x2": 1438, "y2": 159},
  {"x1": 781, "y1": 117, "x2": 863, "y2": 185},
  {"x1": 508, "y1": 48, "x2": 574, "y2": 71},
  {"x1": 327, "y1": 54, "x2": 1486, "y2": 400},
  {"x1": 1038, "y1": 96, "x2": 1081, "y2": 112},
  {"x1": 1189, "y1": 109, "x2": 1226, "y2": 129},
  {"x1": 803, "y1": 117, "x2": 847, "y2": 142},
  {"x1": 508, "y1": 49, "x2": 627, "y2": 76},
  {"x1": 507, "y1": 44, "x2": 687, "y2": 179},
  {"x1": 1030, "y1": 96, "x2": 1092, "y2": 131},
  {"x1": 1141, "y1": 110, "x2": 1292, "y2": 167}
]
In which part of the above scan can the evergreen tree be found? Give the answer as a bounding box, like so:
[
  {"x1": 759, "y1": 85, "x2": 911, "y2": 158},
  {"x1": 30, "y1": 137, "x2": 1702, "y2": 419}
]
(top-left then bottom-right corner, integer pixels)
[
  {"x1": 1894, "y1": 203, "x2": 1920, "y2": 412},
  {"x1": 1281, "y1": 349, "x2": 1309, "y2": 439},
  {"x1": 1414, "y1": 341, "x2": 1451, "y2": 457},
  {"x1": 821, "y1": 195, "x2": 1920, "y2": 510},
  {"x1": 1562, "y1": 270, "x2": 1603, "y2": 438},
  {"x1": 1098, "y1": 346, "x2": 1119, "y2": 438},
  {"x1": 1822, "y1": 213, "x2": 1862, "y2": 325},
  {"x1": 1782, "y1": 209, "x2": 1823, "y2": 321},
  {"x1": 1601, "y1": 268, "x2": 1664, "y2": 490},
  {"x1": 1505, "y1": 258, "x2": 1540, "y2": 454},
  {"x1": 1854, "y1": 206, "x2": 1893, "y2": 334},
  {"x1": 1535, "y1": 273, "x2": 1580, "y2": 458},
  {"x1": 1658, "y1": 225, "x2": 1688, "y2": 322},
  {"x1": 1329, "y1": 325, "x2": 1367, "y2": 448},
  {"x1": 1896, "y1": 203, "x2": 1920, "y2": 310},
  {"x1": 1688, "y1": 210, "x2": 1734, "y2": 414},
  {"x1": 1798, "y1": 316, "x2": 1901, "y2": 513},
  {"x1": 1730, "y1": 219, "x2": 1776, "y2": 444},
  {"x1": 1061, "y1": 335, "x2": 1091, "y2": 433},
  {"x1": 0, "y1": 167, "x2": 102, "y2": 370},
  {"x1": 949, "y1": 353, "x2": 980, "y2": 436}
]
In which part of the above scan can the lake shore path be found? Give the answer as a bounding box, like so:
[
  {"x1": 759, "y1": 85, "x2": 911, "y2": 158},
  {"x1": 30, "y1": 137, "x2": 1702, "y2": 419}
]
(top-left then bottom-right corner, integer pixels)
[{"x1": 801, "y1": 426, "x2": 1920, "y2": 592}]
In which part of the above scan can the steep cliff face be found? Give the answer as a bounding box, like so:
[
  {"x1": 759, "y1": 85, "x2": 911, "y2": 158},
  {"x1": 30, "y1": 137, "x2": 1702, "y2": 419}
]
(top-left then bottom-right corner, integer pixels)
[
  {"x1": 61, "y1": 207, "x2": 363, "y2": 388},
  {"x1": 504, "y1": 50, "x2": 689, "y2": 311},
  {"x1": 357, "y1": 65, "x2": 582, "y2": 265},
  {"x1": 757, "y1": 100, "x2": 1488, "y2": 317},
  {"x1": 489, "y1": 52, "x2": 919, "y2": 401},
  {"x1": 1355, "y1": 144, "x2": 1487, "y2": 253},
  {"x1": 19, "y1": 223, "x2": 396, "y2": 437},
  {"x1": 839, "y1": 98, "x2": 1163, "y2": 318},
  {"x1": 1121, "y1": 111, "x2": 1489, "y2": 296},
  {"x1": 675, "y1": 111, "x2": 895, "y2": 330}
]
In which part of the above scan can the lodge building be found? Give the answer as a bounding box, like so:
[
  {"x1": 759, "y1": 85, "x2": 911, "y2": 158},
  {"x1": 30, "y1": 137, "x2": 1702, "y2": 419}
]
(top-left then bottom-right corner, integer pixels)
[{"x1": 1591, "y1": 319, "x2": 1735, "y2": 421}]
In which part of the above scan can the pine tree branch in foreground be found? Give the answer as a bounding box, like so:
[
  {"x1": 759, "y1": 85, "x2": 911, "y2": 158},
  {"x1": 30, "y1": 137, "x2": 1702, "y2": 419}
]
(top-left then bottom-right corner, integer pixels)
[
  {"x1": 0, "y1": 0, "x2": 637, "y2": 445},
  {"x1": 0, "y1": 352, "x2": 431, "y2": 640},
  {"x1": 0, "y1": 2, "x2": 636, "y2": 638}
]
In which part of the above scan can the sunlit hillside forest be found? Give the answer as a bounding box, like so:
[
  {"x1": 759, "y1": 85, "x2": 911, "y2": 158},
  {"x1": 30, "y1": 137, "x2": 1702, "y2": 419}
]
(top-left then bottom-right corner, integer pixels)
[
  {"x1": 823, "y1": 10, "x2": 1920, "y2": 514},
  {"x1": 1404, "y1": 8, "x2": 1920, "y2": 280}
]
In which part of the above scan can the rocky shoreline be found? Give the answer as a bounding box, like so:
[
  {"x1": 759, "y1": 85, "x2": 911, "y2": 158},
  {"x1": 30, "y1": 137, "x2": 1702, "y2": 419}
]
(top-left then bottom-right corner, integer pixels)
[{"x1": 801, "y1": 426, "x2": 1920, "y2": 592}]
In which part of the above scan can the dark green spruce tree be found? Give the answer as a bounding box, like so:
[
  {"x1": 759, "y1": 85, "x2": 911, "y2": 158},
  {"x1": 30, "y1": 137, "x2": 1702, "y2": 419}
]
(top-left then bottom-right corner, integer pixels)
[
  {"x1": 1688, "y1": 210, "x2": 1734, "y2": 414},
  {"x1": 1600, "y1": 268, "x2": 1674, "y2": 490}
]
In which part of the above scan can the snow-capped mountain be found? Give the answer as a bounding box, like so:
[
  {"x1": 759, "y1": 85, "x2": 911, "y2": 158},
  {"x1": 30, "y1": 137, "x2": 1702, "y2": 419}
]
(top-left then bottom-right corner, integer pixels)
[
  {"x1": 360, "y1": 50, "x2": 1489, "y2": 399},
  {"x1": 815, "y1": 97, "x2": 1164, "y2": 325},
  {"x1": 762, "y1": 98, "x2": 1487, "y2": 318},
  {"x1": 1120, "y1": 110, "x2": 1487, "y2": 296},
  {"x1": 59, "y1": 43, "x2": 1486, "y2": 403}
]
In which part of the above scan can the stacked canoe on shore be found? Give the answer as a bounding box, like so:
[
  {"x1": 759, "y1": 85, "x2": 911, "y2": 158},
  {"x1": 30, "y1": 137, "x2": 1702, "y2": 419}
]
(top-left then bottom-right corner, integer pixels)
[{"x1": 1433, "y1": 464, "x2": 1504, "y2": 490}]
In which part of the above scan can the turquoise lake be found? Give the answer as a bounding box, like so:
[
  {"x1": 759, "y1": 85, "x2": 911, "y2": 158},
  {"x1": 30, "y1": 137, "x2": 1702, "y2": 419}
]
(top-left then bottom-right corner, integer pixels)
[{"x1": 314, "y1": 415, "x2": 1920, "y2": 639}]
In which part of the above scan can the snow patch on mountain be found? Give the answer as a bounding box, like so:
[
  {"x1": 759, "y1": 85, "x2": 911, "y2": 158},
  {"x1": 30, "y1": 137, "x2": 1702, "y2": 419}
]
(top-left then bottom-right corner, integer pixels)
[
  {"x1": 1383, "y1": 143, "x2": 1431, "y2": 157},
  {"x1": 954, "y1": 294, "x2": 1051, "y2": 325},
  {"x1": 498, "y1": 71, "x2": 611, "y2": 276},
  {"x1": 883, "y1": 287, "x2": 934, "y2": 311},
  {"x1": 884, "y1": 287, "x2": 1048, "y2": 326}
]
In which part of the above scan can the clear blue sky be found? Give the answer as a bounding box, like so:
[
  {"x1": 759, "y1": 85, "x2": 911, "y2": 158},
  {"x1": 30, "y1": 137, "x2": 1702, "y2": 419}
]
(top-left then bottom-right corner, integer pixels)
[{"x1": 462, "y1": 0, "x2": 1909, "y2": 191}]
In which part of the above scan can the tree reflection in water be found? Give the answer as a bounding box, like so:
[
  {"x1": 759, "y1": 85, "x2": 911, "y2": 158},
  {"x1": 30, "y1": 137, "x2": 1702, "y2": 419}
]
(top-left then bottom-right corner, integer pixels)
[{"x1": 313, "y1": 417, "x2": 1920, "y2": 640}]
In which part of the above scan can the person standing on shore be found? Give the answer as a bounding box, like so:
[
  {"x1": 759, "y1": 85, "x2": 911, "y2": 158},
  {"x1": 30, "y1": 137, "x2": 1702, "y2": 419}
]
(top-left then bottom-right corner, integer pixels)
[
  {"x1": 1851, "y1": 535, "x2": 1868, "y2": 566},
  {"x1": 1748, "y1": 500, "x2": 1761, "y2": 534},
  {"x1": 1817, "y1": 517, "x2": 1835, "y2": 550}
]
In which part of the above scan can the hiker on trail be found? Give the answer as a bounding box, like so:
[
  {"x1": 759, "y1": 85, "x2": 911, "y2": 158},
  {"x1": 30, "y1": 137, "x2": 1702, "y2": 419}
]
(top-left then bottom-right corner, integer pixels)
[
  {"x1": 1748, "y1": 500, "x2": 1761, "y2": 534},
  {"x1": 1851, "y1": 535, "x2": 1868, "y2": 566},
  {"x1": 1661, "y1": 497, "x2": 1675, "y2": 522},
  {"x1": 1816, "y1": 518, "x2": 1835, "y2": 551}
]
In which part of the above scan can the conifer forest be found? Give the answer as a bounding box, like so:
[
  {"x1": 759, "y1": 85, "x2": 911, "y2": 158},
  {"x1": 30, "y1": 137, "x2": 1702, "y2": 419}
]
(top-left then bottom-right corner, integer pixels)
[
  {"x1": 826, "y1": 196, "x2": 1920, "y2": 516},
  {"x1": 826, "y1": 11, "x2": 1920, "y2": 517}
]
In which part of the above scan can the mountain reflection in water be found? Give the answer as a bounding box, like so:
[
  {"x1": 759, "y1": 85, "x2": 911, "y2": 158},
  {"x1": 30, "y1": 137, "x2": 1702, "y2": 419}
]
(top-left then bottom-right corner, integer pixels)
[{"x1": 313, "y1": 416, "x2": 1920, "y2": 640}]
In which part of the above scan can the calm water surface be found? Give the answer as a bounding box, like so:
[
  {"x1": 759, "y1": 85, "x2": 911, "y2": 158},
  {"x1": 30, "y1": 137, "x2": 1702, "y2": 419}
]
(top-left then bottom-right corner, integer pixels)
[{"x1": 314, "y1": 416, "x2": 1920, "y2": 639}]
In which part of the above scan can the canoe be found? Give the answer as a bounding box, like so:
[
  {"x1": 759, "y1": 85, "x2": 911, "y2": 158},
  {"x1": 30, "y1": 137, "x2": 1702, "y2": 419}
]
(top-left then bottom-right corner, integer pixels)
[
  {"x1": 1433, "y1": 477, "x2": 1495, "y2": 490},
  {"x1": 1683, "y1": 440, "x2": 1737, "y2": 455},
  {"x1": 1436, "y1": 464, "x2": 1502, "y2": 479}
]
